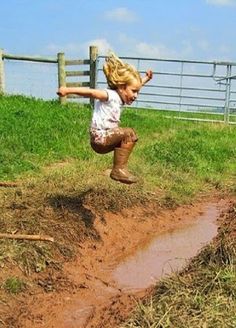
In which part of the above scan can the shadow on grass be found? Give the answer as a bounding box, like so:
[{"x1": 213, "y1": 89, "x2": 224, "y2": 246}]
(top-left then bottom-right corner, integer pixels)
[{"x1": 48, "y1": 193, "x2": 96, "y2": 229}]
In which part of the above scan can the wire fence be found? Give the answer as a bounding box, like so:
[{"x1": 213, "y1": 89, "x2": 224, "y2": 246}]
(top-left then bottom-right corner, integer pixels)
[
  {"x1": 1, "y1": 48, "x2": 236, "y2": 124},
  {"x1": 4, "y1": 59, "x2": 58, "y2": 99},
  {"x1": 96, "y1": 55, "x2": 236, "y2": 124}
]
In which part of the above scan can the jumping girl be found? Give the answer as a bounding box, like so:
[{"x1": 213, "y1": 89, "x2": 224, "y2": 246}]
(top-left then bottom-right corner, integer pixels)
[{"x1": 57, "y1": 53, "x2": 153, "y2": 184}]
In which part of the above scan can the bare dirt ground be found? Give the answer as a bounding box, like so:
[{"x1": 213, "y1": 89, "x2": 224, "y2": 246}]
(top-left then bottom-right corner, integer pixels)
[{"x1": 0, "y1": 192, "x2": 234, "y2": 328}]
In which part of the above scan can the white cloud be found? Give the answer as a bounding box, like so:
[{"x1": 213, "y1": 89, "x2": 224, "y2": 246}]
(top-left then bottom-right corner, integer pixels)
[
  {"x1": 45, "y1": 34, "x2": 231, "y2": 63},
  {"x1": 46, "y1": 38, "x2": 113, "y2": 57},
  {"x1": 84, "y1": 38, "x2": 113, "y2": 55},
  {"x1": 104, "y1": 7, "x2": 137, "y2": 23},
  {"x1": 206, "y1": 0, "x2": 236, "y2": 6},
  {"x1": 135, "y1": 42, "x2": 174, "y2": 59},
  {"x1": 117, "y1": 33, "x2": 179, "y2": 59},
  {"x1": 46, "y1": 42, "x2": 79, "y2": 55}
]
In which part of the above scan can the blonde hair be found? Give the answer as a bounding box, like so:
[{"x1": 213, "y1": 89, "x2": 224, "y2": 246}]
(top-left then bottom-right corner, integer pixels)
[{"x1": 103, "y1": 52, "x2": 142, "y2": 90}]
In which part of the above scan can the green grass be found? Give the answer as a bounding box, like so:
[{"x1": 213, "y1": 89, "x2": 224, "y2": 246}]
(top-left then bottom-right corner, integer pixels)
[
  {"x1": 2, "y1": 276, "x2": 26, "y2": 294},
  {"x1": 1, "y1": 94, "x2": 236, "y2": 204},
  {"x1": 123, "y1": 108, "x2": 236, "y2": 202},
  {"x1": 0, "y1": 95, "x2": 92, "y2": 179}
]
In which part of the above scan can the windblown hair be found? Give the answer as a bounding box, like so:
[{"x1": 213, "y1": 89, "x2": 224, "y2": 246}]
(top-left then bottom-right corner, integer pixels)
[{"x1": 103, "y1": 52, "x2": 142, "y2": 90}]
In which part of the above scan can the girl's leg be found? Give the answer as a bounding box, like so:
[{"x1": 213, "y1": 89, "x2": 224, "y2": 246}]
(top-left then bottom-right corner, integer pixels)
[
  {"x1": 90, "y1": 127, "x2": 138, "y2": 184},
  {"x1": 90, "y1": 127, "x2": 137, "y2": 154},
  {"x1": 109, "y1": 129, "x2": 138, "y2": 184},
  {"x1": 110, "y1": 142, "x2": 137, "y2": 184}
]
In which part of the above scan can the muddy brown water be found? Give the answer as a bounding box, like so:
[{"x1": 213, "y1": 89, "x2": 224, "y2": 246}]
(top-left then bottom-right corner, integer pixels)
[
  {"x1": 58, "y1": 203, "x2": 221, "y2": 328},
  {"x1": 113, "y1": 204, "x2": 218, "y2": 291}
]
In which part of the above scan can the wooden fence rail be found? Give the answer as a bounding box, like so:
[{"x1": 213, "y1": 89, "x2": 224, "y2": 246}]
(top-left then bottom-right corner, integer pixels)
[{"x1": 0, "y1": 45, "x2": 98, "y2": 106}]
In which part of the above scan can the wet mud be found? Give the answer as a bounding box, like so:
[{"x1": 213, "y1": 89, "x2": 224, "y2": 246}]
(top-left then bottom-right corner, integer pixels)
[{"x1": 2, "y1": 197, "x2": 231, "y2": 328}]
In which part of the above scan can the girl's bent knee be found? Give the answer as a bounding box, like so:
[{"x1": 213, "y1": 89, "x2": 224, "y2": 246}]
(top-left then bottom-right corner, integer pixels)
[
  {"x1": 90, "y1": 142, "x2": 114, "y2": 154},
  {"x1": 123, "y1": 128, "x2": 138, "y2": 143}
]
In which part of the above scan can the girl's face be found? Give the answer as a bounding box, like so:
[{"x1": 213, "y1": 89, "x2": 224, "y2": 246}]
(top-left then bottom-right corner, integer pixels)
[{"x1": 117, "y1": 79, "x2": 141, "y2": 105}]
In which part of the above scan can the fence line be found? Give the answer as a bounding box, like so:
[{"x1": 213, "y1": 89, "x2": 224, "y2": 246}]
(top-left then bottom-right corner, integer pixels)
[
  {"x1": 1, "y1": 46, "x2": 236, "y2": 124},
  {"x1": 0, "y1": 46, "x2": 98, "y2": 104},
  {"x1": 96, "y1": 55, "x2": 236, "y2": 124},
  {"x1": 3, "y1": 54, "x2": 57, "y2": 63}
]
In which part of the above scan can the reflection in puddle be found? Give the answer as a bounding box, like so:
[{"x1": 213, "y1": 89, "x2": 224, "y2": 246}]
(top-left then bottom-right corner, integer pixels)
[{"x1": 113, "y1": 205, "x2": 219, "y2": 291}]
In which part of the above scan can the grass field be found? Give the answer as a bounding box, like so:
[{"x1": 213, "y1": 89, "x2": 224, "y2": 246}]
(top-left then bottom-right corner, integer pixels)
[{"x1": 1, "y1": 94, "x2": 236, "y2": 202}]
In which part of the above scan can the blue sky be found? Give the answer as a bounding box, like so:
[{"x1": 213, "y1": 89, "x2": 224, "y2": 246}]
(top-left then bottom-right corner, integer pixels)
[{"x1": 1, "y1": 0, "x2": 236, "y2": 61}]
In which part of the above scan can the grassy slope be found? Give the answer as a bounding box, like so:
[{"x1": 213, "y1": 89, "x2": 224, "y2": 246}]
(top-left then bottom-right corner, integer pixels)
[
  {"x1": 0, "y1": 94, "x2": 236, "y2": 327},
  {"x1": 0, "y1": 95, "x2": 92, "y2": 179},
  {"x1": 1, "y1": 94, "x2": 236, "y2": 201}
]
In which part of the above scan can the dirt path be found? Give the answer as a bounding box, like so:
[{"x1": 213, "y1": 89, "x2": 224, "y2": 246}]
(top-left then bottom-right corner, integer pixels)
[{"x1": 1, "y1": 195, "x2": 233, "y2": 328}]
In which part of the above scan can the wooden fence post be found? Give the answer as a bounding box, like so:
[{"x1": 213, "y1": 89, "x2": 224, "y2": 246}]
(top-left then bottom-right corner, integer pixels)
[
  {"x1": 89, "y1": 46, "x2": 98, "y2": 108},
  {"x1": 57, "y1": 52, "x2": 66, "y2": 104},
  {"x1": 0, "y1": 49, "x2": 5, "y2": 94}
]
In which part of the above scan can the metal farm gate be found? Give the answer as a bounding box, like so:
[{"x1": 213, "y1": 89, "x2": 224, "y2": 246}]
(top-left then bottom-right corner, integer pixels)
[
  {"x1": 96, "y1": 55, "x2": 236, "y2": 124},
  {"x1": 1, "y1": 47, "x2": 236, "y2": 124}
]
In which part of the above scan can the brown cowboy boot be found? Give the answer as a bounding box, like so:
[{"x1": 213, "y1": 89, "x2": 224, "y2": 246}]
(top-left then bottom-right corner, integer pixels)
[{"x1": 110, "y1": 147, "x2": 138, "y2": 184}]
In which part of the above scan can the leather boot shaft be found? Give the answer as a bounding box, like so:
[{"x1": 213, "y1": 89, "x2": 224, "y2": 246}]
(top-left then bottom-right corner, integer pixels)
[{"x1": 110, "y1": 148, "x2": 138, "y2": 184}]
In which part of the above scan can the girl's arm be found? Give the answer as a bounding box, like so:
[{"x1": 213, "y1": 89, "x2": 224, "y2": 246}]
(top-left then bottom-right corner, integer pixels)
[
  {"x1": 57, "y1": 86, "x2": 108, "y2": 101},
  {"x1": 142, "y1": 70, "x2": 153, "y2": 86}
]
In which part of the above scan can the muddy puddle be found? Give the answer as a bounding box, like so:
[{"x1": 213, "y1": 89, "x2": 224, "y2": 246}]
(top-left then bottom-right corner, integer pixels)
[
  {"x1": 113, "y1": 204, "x2": 219, "y2": 291},
  {"x1": 57, "y1": 203, "x2": 221, "y2": 328}
]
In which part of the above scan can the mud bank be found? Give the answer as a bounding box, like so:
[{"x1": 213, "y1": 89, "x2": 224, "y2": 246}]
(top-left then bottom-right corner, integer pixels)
[{"x1": 1, "y1": 196, "x2": 232, "y2": 328}]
